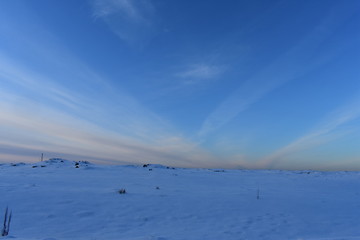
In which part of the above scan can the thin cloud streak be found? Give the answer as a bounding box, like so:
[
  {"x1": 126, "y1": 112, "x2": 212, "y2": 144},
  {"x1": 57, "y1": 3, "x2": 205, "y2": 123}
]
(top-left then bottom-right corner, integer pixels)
[
  {"x1": 177, "y1": 64, "x2": 225, "y2": 83},
  {"x1": 258, "y1": 95, "x2": 360, "y2": 168},
  {"x1": 91, "y1": 0, "x2": 156, "y2": 45},
  {"x1": 198, "y1": 3, "x2": 358, "y2": 137},
  {"x1": 0, "y1": 52, "x2": 171, "y2": 142},
  {"x1": 0, "y1": 55, "x2": 85, "y2": 111},
  {"x1": 93, "y1": 0, "x2": 146, "y2": 22},
  {"x1": 0, "y1": 92, "x2": 217, "y2": 168},
  {"x1": 0, "y1": 51, "x2": 181, "y2": 155},
  {"x1": 0, "y1": 58, "x2": 209, "y2": 166}
]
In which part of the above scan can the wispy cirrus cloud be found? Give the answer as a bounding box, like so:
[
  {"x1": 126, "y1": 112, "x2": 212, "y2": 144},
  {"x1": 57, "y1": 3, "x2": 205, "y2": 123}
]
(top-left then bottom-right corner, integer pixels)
[
  {"x1": 198, "y1": 3, "x2": 358, "y2": 138},
  {"x1": 0, "y1": 55, "x2": 221, "y2": 168},
  {"x1": 258, "y1": 95, "x2": 360, "y2": 168},
  {"x1": 0, "y1": 6, "x2": 219, "y2": 168},
  {"x1": 0, "y1": 96, "x2": 214, "y2": 167},
  {"x1": 91, "y1": 0, "x2": 157, "y2": 45},
  {"x1": 92, "y1": 0, "x2": 144, "y2": 19},
  {"x1": 176, "y1": 64, "x2": 225, "y2": 85}
]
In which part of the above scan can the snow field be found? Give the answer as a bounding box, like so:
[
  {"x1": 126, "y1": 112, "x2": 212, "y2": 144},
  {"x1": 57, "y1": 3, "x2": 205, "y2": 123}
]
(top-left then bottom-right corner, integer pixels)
[{"x1": 1, "y1": 159, "x2": 360, "y2": 240}]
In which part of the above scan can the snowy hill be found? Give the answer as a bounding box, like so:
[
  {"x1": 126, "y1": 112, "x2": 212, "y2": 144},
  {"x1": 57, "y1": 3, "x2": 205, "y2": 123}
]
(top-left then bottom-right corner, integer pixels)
[{"x1": 1, "y1": 159, "x2": 360, "y2": 240}]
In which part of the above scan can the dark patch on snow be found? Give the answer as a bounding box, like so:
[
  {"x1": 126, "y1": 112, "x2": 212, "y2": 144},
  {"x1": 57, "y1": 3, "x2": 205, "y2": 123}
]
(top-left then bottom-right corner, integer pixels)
[
  {"x1": 11, "y1": 162, "x2": 26, "y2": 167},
  {"x1": 118, "y1": 189, "x2": 126, "y2": 194},
  {"x1": 143, "y1": 164, "x2": 176, "y2": 170}
]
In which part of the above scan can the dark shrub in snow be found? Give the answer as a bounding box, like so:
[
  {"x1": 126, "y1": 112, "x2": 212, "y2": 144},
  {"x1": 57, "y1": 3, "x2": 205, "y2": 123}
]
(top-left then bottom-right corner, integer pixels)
[
  {"x1": 1, "y1": 207, "x2": 12, "y2": 236},
  {"x1": 118, "y1": 189, "x2": 126, "y2": 194}
]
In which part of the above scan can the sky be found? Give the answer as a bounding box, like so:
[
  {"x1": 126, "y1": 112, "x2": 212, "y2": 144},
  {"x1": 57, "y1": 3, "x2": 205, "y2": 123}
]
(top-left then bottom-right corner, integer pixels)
[{"x1": 0, "y1": 0, "x2": 359, "y2": 170}]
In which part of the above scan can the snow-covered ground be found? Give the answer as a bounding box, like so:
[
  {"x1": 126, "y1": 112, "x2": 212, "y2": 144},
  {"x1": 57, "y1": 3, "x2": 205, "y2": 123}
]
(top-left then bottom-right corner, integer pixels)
[{"x1": 1, "y1": 159, "x2": 360, "y2": 240}]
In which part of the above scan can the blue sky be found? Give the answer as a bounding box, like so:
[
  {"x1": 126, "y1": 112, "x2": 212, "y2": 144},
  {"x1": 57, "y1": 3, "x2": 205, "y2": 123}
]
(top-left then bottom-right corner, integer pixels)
[{"x1": 0, "y1": 0, "x2": 359, "y2": 170}]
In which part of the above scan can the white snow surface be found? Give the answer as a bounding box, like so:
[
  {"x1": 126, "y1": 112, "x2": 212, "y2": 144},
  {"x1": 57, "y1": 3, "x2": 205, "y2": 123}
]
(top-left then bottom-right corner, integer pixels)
[{"x1": 1, "y1": 159, "x2": 360, "y2": 240}]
